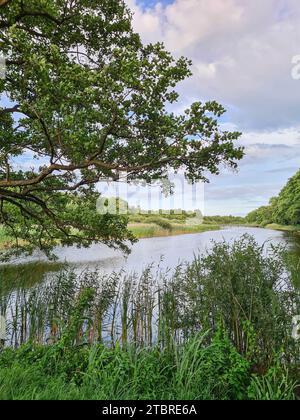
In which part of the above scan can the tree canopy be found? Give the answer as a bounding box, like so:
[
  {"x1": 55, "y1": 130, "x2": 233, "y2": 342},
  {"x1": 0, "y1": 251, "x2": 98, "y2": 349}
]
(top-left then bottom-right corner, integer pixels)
[
  {"x1": 246, "y1": 170, "x2": 300, "y2": 227},
  {"x1": 0, "y1": 0, "x2": 243, "y2": 258}
]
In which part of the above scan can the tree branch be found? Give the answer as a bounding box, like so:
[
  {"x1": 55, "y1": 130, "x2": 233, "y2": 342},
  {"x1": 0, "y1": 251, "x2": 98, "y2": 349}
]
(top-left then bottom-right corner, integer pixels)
[
  {"x1": 0, "y1": 0, "x2": 13, "y2": 7},
  {"x1": 0, "y1": 105, "x2": 20, "y2": 115},
  {"x1": 0, "y1": 156, "x2": 175, "y2": 188}
]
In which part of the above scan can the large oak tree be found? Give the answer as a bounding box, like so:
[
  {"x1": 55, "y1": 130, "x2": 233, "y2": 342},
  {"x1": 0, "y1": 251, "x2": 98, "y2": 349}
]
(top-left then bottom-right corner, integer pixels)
[{"x1": 0, "y1": 0, "x2": 243, "y2": 259}]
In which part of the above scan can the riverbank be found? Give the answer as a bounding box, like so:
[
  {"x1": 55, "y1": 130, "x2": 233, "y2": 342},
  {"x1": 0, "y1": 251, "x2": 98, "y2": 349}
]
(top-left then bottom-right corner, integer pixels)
[
  {"x1": 242, "y1": 223, "x2": 300, "y2": 234},
  {"x1": 128, "y1": 223, "x2": 220, "y2": 238},
  {"x1": 0, "y1": 331, "x2": 296, "y2": 401},
  {"x1": 212, "y1": 222, "x2": 300, "y2": 234},
  {"x1": 265, "y1": 223, "x2": 300, "y2": 233},
  {"x1": 0, "y1": 228, "x2": 12, "y2": 250},
  {"x1": 130, "y1": 222, "x2": 300, "y2": 239},
  {"x1": 0, "y1": 223, "x2": 221, "y2": 250}
]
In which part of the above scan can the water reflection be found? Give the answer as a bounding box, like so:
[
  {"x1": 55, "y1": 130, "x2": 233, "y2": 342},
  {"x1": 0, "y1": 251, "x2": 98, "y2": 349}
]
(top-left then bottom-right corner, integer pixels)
[
  {"x1": 0, "y1": 262, "x2": 63, "y2": 295},
  {"x1": 283, "y1": 231, "x2": 300, "y2": 258}
]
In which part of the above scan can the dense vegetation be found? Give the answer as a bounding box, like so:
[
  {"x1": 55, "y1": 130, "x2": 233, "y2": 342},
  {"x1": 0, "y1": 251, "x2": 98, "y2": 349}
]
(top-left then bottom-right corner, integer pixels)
[
  {"x1": 0, "y1": 330, "x2": 297, "y2": 400},
  {"x1": 127, "y1": 212, "x2": 245, "y2": 237},
  {"x1": 0, "y1": 236, "x2": 299, "y2": 400},
  {"x1": 127, "y1": 209, "x2": 213, "y2": 237},
  {"x1": 203, "y1": 215, "x2": 245, "y2": 225},
  {"x1": 128, "y1": 210, "x2": 245, "y2": 225},
  {"x1": 246, "y1": 170, "x2": 300, "y2": 229}
]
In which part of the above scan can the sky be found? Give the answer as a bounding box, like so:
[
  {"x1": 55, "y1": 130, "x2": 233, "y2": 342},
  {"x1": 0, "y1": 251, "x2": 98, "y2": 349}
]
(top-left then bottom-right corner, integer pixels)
[
  {"x1": 122, "y1": 0, "x2": 300, "y2": 216},
  {"x1": 2, "y1": 1, "x2": 300, "y2": 216}
]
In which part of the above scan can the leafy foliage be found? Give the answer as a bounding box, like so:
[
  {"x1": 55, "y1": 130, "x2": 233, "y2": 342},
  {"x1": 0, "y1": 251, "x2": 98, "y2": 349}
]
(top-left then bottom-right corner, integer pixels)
[
  {"x1": 0, "y1": 329, "x2": 297, "y2": 400},
  {"x1": 246, "y1": 170, "x2": 300, "y2": 227},
  {"x1": 0, "y1": 0, "x2": 243, "y2": 258}
]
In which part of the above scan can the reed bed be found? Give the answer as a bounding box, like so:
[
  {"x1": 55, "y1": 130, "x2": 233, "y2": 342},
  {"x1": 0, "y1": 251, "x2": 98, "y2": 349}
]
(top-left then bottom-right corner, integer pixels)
[
  {"x1": 0, "y1": 235, "x2": 298, "y2": 367},
  {"x1": 0, "y1": 235, "x2": 299, "y2": 400},
  {"x1": 128, "y1": 223, "x2": 220, "y2": 238}
]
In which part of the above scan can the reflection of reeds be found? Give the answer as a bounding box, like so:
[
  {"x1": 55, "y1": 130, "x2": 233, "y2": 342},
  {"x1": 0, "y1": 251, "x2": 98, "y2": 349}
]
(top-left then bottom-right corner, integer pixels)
[{"x1": 0, "y1": 236, "x2": 299, "y2": 366}]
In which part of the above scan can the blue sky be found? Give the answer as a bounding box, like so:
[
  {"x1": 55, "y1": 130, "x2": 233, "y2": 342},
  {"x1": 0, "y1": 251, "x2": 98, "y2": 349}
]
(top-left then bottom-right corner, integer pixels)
[
  {"x1": 124, "y1": 0, "x2": 300, "y2": 215},
  {"x1": 138, "y1": 0, "x2": 174, "y2": 7}
]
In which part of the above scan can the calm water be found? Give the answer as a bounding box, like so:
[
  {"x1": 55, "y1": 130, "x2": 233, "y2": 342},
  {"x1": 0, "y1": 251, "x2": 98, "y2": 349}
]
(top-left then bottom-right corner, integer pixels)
[
  {"x1": 1, "y1": 226, "x2": 300, "y2": 290},
  {"x1": 51, "y1": 226, "x2": 298, "y2": 272}
]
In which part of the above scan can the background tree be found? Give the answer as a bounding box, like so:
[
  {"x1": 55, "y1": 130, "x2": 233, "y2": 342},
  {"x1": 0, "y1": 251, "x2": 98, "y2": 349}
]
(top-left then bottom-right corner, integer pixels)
[
  {"x1": 246, "y1": 171, "x2": 300, "y2": 227},
  {"x1": 0, "y1": 0, "x2": 243, "y2": 259},
  {"x1": 272, "y1": 171, "x2": 300, "y2": 225}
]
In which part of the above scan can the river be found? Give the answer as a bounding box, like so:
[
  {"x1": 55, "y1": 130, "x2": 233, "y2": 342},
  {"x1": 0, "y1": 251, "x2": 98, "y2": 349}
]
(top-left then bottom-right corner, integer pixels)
[{"x1": 1, "y1": 226, "x2": 300, "y2": 291}]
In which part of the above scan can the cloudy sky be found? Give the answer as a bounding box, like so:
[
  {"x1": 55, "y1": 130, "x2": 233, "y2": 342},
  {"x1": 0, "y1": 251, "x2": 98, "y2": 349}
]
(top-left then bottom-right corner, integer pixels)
[{"x1": 122, "y1": 0, "x2": 300, "y2": 215}]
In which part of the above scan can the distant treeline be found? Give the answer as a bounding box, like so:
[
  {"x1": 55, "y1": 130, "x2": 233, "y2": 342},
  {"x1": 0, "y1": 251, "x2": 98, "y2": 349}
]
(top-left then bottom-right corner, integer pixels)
[
  {"x1": 129, "y1": 208, "x2": 200, "y2": 218},
  {"x1": 246, "y1": 169, "x2": 300, "y2": 227},
  {"x1": 129, "y1": 211, "x2": 245, "y2": 226},
  {"x1": 203, "y1": 215, "x2": 245, "y2": 225}
]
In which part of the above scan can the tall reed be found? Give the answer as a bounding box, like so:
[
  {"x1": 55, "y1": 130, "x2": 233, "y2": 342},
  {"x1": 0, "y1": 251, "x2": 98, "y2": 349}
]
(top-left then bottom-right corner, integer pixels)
[{"x1": 0, "y1": 235, "x2": 299, "y2": 369}]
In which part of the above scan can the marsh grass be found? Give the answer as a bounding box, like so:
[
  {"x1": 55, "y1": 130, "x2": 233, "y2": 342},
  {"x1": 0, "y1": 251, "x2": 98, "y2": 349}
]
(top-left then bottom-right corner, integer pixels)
[
  {"x1": 0, "y1": 236, "x2": 298, "y2": 357},
  {"x1": 0, "y1": 235, "x2": 299, "y2": 400},
  {"x1": 129, "y1": 223, "x2": 220, "y2": 238},
  {"x1": 0, "y1": 331, "x2": 255, "y2": 400}
]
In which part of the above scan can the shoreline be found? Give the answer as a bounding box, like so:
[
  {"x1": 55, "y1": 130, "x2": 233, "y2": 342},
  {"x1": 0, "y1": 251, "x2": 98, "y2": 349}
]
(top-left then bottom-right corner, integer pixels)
[
  {"x1": 243, "y1": 223, "x2": 300, "y2": 234},
  {"x1": 1, "y1": 222, "x2": 299, "y2": 251},
  {"x1": 128, "y1": 223, "x2": 221, "y2": 239},
  {"x1": 0, "y1": 224, "x2": 221, "y2": 251},
  {"x1": 264, "y1": 223, "x2": 300, "y2": 234}
]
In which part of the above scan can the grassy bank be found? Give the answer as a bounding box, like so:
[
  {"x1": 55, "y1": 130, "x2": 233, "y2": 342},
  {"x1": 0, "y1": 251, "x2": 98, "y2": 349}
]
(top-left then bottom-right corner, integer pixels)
[
  {"x1": 128, "y1": 223, "x2": 220, "y2": 238},
  {"x1": 0, "y1": 236, "x2": 299, "y2": 400},
  {"x1": 127, "y1": 212, "x2": 222, "y2": 238},
  {"x1": 242, "y1": 222, "x2": 300, "y2": 234},
  {"x1": 0, "y1": 330, "x2": 297, "y2": 400},
  {"x1": 265, "y1": 224, "x2": 300, "y2": 233},
  {"x1": 0, "y1": 221, "x2": 220, "y2": 250}
]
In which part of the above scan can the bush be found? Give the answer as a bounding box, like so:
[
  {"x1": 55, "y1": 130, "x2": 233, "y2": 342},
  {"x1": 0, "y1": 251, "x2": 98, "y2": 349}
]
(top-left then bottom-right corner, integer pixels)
[
  {"x1": 146, "y1": 217, "x2": 173, "y2": 230},
  {"x1": 176, "y1": 235, "x2": 299, "y2": 364}
]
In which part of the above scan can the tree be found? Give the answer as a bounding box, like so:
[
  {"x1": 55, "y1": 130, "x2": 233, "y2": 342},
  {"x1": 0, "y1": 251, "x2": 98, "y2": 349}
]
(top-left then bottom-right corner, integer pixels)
[
  {"x1": 0, "y1": 0, "x2": 243, "y2": 259},
  {"x1": 246, "y1": 171, "x2": 300, "y2": 227},
  {"x1": 273, "y1": 170, "x2": 300, "y2": 225},
  {"x1": 246, "y1": 205, "x2": 273, "y2": 226}
]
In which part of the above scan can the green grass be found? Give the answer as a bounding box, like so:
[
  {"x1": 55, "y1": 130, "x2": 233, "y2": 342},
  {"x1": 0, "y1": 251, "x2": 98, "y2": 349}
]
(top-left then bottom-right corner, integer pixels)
[
  {"x1": 128, "y1": 223, "x2": 220, "y2": 238},
  {"x1": 0, "y1": 227, "x2": 12, "y2": 250},
  {"x1": 0, "y1": 331, "x2": 297, "y2": 400},
  {"x1": 0, "y1": 262, "x2": 63, "y2": 294},
  {"x1": 127, "y1": 212, "x2": 221, "y2": 238},
  {"x1": 203, "y1": 215, "x2": 246, "y2": 225}
]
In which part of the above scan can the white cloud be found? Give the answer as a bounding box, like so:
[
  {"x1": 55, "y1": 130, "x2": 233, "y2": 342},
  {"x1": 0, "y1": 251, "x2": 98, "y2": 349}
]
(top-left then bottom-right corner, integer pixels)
[
  {"x1": 124, "y1": 1, "x2": 300, "y2": 214},
  {"x1": 127, "y1": 0, "x2": 300, "y2": 130}
]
